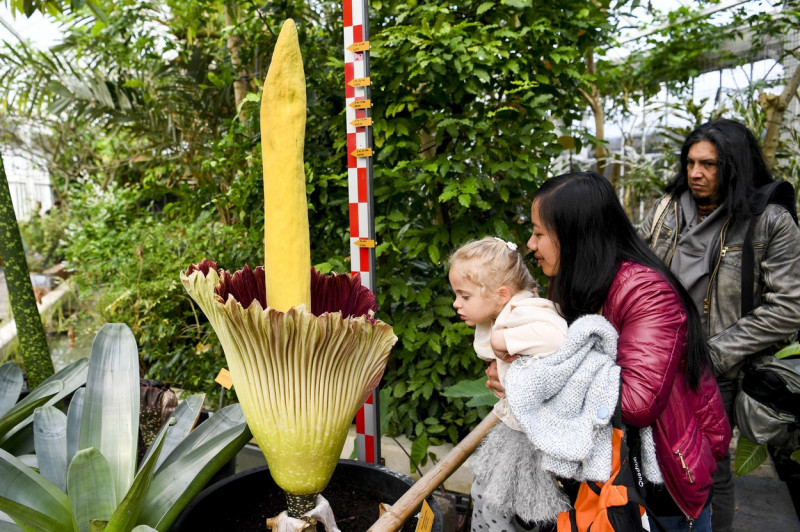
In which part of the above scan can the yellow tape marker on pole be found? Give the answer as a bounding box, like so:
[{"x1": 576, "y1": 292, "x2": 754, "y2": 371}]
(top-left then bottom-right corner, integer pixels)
[
  {"x1": 354, "y1": 238, "x2": 376, "y2": 248},
  {"x1": 350, "y1": 99, "x2": 372, "y2": 109},
  {"x1": 351, "y1": 117, "x2": 373, "y2": 127},
  {"x1": 348, "y1": 41, "x2": 370, "y2": 52},
  {"x1": 352, "y1": 147, "x2": 373, "y2": 158},
  {"x1": 348, "y1": 76, "x2": 371, "y2": 87}
]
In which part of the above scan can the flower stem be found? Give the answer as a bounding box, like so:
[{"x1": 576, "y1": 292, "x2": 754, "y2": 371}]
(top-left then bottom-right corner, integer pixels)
[{"x1": 285, "y1": 492, "x2": 318, "y2": 518}]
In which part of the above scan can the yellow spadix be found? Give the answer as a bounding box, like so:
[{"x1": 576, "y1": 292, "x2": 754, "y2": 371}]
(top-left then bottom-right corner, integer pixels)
[{"x1": 261, "y1": 18, "x2": 311, "y2": 313}]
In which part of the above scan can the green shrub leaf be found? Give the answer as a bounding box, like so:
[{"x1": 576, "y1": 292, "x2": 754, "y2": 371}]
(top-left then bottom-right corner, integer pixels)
[{"x1": 733, "y1": 436, "x2": 769, "y2": 477}]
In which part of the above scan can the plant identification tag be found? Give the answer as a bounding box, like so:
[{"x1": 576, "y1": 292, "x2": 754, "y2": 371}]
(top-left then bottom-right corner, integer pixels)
[
  {"x1": 414, "y1": 500, "x2": 434, "y2": 532},
  {"x1": 215, "y1": 368, "x2": 233, "y2": 390}
]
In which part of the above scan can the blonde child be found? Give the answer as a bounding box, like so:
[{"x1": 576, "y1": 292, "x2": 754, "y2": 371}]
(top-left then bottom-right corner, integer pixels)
[{"x1": 448, "y1": 236, "x2": 567, "y2": 430}]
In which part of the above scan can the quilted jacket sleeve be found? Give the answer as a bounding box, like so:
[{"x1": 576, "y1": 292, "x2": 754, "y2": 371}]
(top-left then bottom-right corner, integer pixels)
[{"x1": 604, "y1": 263, "x2": 688, "y2": 427}]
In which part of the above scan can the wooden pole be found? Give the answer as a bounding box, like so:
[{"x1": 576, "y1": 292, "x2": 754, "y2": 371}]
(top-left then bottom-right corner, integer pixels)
[{"x1": 368, "y1": 412, "x2": 500, "y2": 532}]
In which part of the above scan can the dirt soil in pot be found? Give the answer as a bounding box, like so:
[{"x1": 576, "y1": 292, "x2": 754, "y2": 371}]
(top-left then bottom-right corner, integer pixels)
[{"x1": 186, "y1": 471, "x2": 424, "y2": 531}]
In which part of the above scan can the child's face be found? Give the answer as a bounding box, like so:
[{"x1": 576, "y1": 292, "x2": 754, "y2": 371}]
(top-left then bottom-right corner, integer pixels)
[{"x1": 449, "y1": 269, "x2": 505, "y2": 326}]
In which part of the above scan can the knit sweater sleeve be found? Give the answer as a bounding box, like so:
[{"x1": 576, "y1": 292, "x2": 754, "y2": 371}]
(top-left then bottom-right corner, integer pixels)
[{"x1": 605, "y1": 263, "x2": 687, "y2": 427}]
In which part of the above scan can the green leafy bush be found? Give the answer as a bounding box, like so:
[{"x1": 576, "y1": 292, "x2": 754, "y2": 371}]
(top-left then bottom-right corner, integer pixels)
[
  {"x1": 62, "y1": 178, "x2": 261, "y2": 397},
  {"x1": 366, "y1": 0, "x2": 614, "y2": 456},
  {"x1": 18, "y1": 203, "x2": 68, "y2": 272}
]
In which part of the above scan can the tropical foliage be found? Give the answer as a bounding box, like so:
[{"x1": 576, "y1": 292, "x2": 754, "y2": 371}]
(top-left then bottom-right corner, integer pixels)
[
  {"x1": 1, "y1": 0, "x2": 620, "y2": 452},
  {"x1": 0, "y1": 323, "x2": 251, "y2": 532},
  {"x1": 2, "y1": 0, "x2": 799, "y2": 466}
]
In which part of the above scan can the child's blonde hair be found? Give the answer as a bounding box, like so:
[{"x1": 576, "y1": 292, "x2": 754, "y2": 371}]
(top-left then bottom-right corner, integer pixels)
[{"x1": 448, "y1": 236, "x2": 535, "y2": 299}]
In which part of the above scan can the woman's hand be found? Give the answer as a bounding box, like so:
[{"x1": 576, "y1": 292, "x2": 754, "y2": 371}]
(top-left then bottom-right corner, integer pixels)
[{"x1": 486, "y1": 359, "x2": 509, "y2": 398}]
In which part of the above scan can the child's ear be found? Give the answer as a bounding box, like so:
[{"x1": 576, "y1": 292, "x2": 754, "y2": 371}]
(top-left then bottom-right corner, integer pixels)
[{"x1": 496, "y1": 286, "x2": 512, "y2": 306}]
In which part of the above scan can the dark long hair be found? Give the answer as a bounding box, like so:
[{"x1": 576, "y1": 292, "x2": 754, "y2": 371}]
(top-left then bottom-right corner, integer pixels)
[
  {"x1": 533, "y1": 171, "x2": 711, "y2": 389},
  {"x1": 667, "y1": 118, "x2": 773, "y2": 223}
]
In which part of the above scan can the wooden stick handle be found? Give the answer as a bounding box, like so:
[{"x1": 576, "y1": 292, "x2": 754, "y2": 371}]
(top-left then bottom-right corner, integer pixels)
[{"x1": 368, "y1": 412, "x2": 500, "y2": 532}]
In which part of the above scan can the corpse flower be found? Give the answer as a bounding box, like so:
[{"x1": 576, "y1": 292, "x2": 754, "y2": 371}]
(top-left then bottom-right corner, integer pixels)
[
  {"x1": 182, "y1": 18, "x2": 396, "y2": 522},
  {"x1": 181, "y1": 261, "x2": 396, "y2": 517}
]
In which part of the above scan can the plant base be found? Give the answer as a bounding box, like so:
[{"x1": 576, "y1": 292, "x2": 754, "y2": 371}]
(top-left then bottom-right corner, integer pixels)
[
  {"x1": 172, "y1": 459, "x2": 443, "y2": 532},
  {"x1": 286, "y1": 492, "x2": 318, "y2": 518}
]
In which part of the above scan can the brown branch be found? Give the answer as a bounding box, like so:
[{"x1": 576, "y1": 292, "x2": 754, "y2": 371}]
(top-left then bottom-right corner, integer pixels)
[
  {"x1": 761, "y1": 62, "x2": 800, "y2": 170},
  {"x1": 225, "y1": 7, "x2": 249, "y2": 122}
]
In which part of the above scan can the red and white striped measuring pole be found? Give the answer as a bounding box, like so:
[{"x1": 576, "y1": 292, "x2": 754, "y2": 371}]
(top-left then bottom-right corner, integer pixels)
[{"x1": 343, "y1": 0, "x2": 380, "y2": 464}]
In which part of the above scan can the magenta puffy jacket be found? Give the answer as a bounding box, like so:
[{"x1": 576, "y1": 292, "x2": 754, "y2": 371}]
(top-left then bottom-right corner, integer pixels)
[{"x1": 603, "y1": 262, "x2": 731, "y2": 519}]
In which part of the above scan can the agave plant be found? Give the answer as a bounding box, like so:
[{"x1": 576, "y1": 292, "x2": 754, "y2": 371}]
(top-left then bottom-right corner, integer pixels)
[
  {"x1": 180, "y1": 19, "x2": 397, "y2": 523},
  {"x1": 0, "y1": 323, "x2": 252, "y2": 532},
  {"x1": 0, "y1": 357, "x2": 89, "y2": 456}
]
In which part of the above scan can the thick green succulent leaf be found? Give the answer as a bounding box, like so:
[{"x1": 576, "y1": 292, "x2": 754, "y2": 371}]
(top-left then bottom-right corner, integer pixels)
[
  {"x1": 0, "y1": 497, "x2": 70, "y2": 532},
  {"x1": 149, "y1": 394, "x2": 203, "y2": 471},
  {"x1": 0, "y1": 380, "x2": 63, "y2": 441},
  {"x1": 80, "y1": 324, "x2": 139, "y2": 504},
  {"x1": 67, "y1": 448, "x2": 116, "y2": 532},
  {"x1": 89, "y1": 521, "x2": 107, "y2": 532},
  {"x1": 36, "y1": 358, "x2": 90, "y2": 405},
  {"x1": 0, "y1": 363, "x2": 23, "y2": 417},
  {"x1": 15, "y1": 455, "x2": 37, "y2": 469},
  {"x1": 140, "y1": 405, "x2": 251, "y2": 531},
  {"x1": 0, "y1": 510, "x2": 24, "y2": 531},
  {"x1": 0, "y1": 424, "x2": 34, "y2": 455},
  {"x1": 105, "y1": 419, "x2": 171, "y2": 532},
  {"x1": 0, "y1": 448, "x2": 75, "y2": 532},
  {"x1": 66, "y1": 389, "x2": 85, "y2": 466},
  {"x1": 33, "y1": 406, "x2": 68, "y2": 491},
  {"x1": 156, "y1": 403, "x2": 244, "y2": 473},
  {"x1": 0, "y1": 357, "x2": 89, "y2": 448}
]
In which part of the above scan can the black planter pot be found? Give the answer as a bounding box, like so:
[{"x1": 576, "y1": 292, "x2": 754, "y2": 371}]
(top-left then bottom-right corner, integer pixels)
[{"x1": 172, "y1": 459, "x2": 444, "y2": 532}]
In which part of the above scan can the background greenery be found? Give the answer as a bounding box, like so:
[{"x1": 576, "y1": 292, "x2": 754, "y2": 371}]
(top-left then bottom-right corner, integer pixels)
[{"x1": 2, "y1": 0, "x2": 799, "y2": 465}]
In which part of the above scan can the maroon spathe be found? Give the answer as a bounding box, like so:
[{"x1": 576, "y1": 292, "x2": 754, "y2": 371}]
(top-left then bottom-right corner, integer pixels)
[{"x1": 185, "y1": 259, "x2": 377, "y2": 320}]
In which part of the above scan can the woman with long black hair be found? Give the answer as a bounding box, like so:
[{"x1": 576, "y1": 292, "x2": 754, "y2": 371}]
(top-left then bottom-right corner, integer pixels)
[{"x1": 486, "y1": 171, "x2": 730, "y2": 532}]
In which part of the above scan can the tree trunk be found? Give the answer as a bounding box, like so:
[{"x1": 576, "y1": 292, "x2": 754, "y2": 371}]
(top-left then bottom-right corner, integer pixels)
[
  {"x1": 225, "y1": 7, "x2": 249, "y2": 122},
  {"x1": 760, "y1": 61, "x2": 800, "y2": 171},
  {"x1": 577, "y1": 51, "x2": 607, "y2": 179},
  {"x1": 419, "y1": 129, "x2": 446, "y2": 227},
  {"x1": 0, "y1": 155, "x2": 54, "y2": 388}
]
